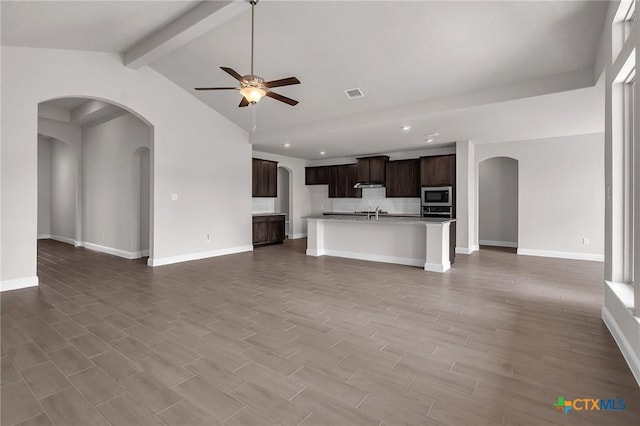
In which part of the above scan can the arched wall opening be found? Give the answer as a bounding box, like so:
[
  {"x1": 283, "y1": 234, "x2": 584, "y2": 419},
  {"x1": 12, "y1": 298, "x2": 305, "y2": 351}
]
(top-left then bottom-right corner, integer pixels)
[
  {"x1": 276, "y1": 166, "x2": 293, "y2": 237},
  {"x1": 477, "y1": 156, "x2": 519, "y2": 249},
  {"x1": 37, "y1": 96, "x2": 154, "y2": 261}
]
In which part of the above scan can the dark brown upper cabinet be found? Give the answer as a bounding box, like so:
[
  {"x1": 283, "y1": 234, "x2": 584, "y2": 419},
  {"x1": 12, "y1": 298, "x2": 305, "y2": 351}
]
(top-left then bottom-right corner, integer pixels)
[
  {"x1": 356, "y1": 156, "x2": 389, "y2": 184},
  {"x1": 385, "y1": 159, "x2": 420, "y2": 197},
  {"x1": 420, "y1": 154, "x2": 455, "y2": 187},
  {"x1": 328, "y1": 164, "x2": 362, "y2": 198},
  {"x1": 305, "y1": 166, "x2": 331, "y2": 185},
  {"x1": 252, "y1": 158, "x2": 277, "y2": 197}
]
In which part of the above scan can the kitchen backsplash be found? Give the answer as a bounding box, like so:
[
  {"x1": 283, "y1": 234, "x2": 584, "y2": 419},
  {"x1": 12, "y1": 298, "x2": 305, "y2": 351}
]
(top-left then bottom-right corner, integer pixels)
[
  {"x1": 252, "y1": 198, "x2": 275, "y2": 213},
  {"x1": 332, "y1": 187, "x2": 420, "y2": 214}
]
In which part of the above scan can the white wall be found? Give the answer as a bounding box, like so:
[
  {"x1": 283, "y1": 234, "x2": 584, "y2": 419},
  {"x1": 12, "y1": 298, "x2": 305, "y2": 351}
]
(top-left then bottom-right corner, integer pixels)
[
  {"x1": 474, "y1": 133, "x2": 604, "y2": 260},
  {"x1": 82, "y1": 113, "x2": 150, "y2": 255},
  {"x1": 252, "y1": 151, "x2": 310, "y2": 238},
  {"x1": 478, "y1": 157, "x2": 518, "y2": 247},
  {"x1": 1, "y1": 46, "x2": 251, "y2": 288},
  {"x1": 49, "y1": 138, "x2": 77, "y2": 242},
  {"x1": 37, "y1": 137, "x2": 51, "y2": 237},
  {"x1": 455, "y1": 140, "x2": 476, "y2": 254}
]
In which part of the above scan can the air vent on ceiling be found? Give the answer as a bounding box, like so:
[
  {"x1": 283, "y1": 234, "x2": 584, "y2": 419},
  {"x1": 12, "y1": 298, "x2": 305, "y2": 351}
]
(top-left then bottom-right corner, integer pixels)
[{"x1": 344, "y1": 88, "x2": 364, "y2": 99}]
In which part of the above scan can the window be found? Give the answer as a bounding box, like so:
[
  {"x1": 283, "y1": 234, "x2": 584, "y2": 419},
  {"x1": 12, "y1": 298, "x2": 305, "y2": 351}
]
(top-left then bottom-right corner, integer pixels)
[
  {"x1": 622, "y1": 69, "x2": 635, "y2": 284},
  {"x1": 613, "y1": 0, "x2": 636, "y2": 62}
]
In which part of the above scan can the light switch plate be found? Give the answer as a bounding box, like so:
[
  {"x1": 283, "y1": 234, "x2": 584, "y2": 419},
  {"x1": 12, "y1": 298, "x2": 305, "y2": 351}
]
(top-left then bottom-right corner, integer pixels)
[{"x1": 171, "y1": 193, "x2": 178, "y2": 201}]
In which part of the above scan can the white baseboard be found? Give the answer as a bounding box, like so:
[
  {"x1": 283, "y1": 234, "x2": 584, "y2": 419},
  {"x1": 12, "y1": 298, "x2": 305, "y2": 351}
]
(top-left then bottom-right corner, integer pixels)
[
  {"x1": 517, "y1": 248, "x2": 604, "y2": 262},
  {"x1": 1, "y1": 276, "x2": 39, "y2": 292},
  {"x1": 81, "y1": 241, "x2": 141, "y2": 260},
  {"x1": 149, "y1": 245, "x2": 253, "y2": 267},
  {"x1": 455, "y1": 246, "x2": 477, "y2": 255},
  {"x1": 601, "y1": 305, "x2": 640, "y2": 387},
  {"x1": 479, "y1": 240, "x2": 518, "y2": 248},
  {"x1": 43, "y1": 235, "x2": 77, "y2": 245},
  {"x1": 319, "y1": 248, "x2": 424, "y2": 268},
  {"x1": 37, "y1": 234, "x2": 51, "y2": 240},
  {"x1": 424, "y1": 261, "x2": 451, "y2": 273},
  {"x1": 290, "y1": 233, "x2": 308, "y2": 239}
]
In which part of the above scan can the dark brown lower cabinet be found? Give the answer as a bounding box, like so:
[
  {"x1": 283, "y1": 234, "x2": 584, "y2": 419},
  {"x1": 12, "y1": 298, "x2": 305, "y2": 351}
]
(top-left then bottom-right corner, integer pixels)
[{"x1": 253, "y1": 215, "x2": 285, "y2": 246}]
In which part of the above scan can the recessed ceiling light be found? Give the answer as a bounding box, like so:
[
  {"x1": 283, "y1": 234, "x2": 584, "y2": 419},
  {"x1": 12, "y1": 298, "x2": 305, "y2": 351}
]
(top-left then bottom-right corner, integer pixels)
[
  {"x1": 401, "y1": 125, "x2": 412, "y2": 131},
  {"x1": 425, "y1": 131, "x2": 440, "y2": 138},
  {"x1": 283, "y1": 143, "x2": 291, "y2": 148},
  {"x1": 425, "y1": 138, "x2": 434, "y2": 143},
  {"x1": 319, "y1": 151, "x2": 326, "y2": 155}
]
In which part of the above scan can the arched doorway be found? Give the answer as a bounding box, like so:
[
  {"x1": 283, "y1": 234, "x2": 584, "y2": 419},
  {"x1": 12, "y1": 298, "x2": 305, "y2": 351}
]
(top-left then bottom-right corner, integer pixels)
[
  {"x1": 276, "y1": 166, "x2": 293, "y2": 237},
  {"x1": 478, "y1": 157, "x2": 519, "y2": 250},
  {"x1": 37, "y1": 97, "x2": 153, "y2": 261}
]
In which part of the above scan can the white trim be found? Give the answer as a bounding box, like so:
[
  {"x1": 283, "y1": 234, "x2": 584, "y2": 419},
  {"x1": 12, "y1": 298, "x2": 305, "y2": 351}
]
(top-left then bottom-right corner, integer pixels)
[
  {"x1": 517, "y1": 248, "x2": 604, "y2": 262},
  {"x1": 81, "y1": 241, "x2": 141, "y2": 260},
  {"x1": 424, "y1": 261, "x2": 451, "y2": 273},
  {"x1": 39, "y1": 234, "x2": 78, "y2": 245},
  {"x1": 479, "y1": 239, "x2": 518, "y2": 248},
  {"x1": 1, "y1": 276, "x2": 39, "y2": 292},
  {"x1": 456, "y1": 247, "x2": 474, "y2": 254},
  {"x1": 148, "y1": 245, "x2": 254, "y2": 267},
  {"x1": 320, "y1": 248, "x2": 425, "y2": 268},
  {"x1": 289, "y1": 232, "x2": 308, "y2": 239},
  {"x1": 601, "y1": 305, "x2": 640, "y2": 387},
  {"x1": 50, "y1": 235, "x2": 77, "y2": 245},
  {"x1": 306, "y1": 249, "x2": 321, "y2": 256}
]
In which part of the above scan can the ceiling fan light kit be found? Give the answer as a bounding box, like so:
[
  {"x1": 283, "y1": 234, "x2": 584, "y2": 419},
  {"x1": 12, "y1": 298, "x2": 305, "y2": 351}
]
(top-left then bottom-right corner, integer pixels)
[{"x1": 194, "y1": 0, "x2": 300, "y2": 107}]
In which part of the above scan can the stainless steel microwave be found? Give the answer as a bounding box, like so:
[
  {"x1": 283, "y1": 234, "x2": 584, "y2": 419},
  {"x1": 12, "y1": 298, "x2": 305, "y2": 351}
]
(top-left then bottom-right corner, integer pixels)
[{"x1": 421, "y1": 186, "x2": 452, "y2": 206}]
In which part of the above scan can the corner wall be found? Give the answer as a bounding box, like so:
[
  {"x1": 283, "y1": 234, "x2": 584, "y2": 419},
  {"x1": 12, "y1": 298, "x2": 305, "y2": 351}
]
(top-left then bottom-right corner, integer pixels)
[{"x1": 474, "y1": 133, "x2": 604, "y2": 261}]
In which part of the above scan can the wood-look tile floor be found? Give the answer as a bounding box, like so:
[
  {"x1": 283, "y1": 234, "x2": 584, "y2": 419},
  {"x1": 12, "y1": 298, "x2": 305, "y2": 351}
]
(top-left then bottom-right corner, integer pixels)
[{"x1": 2, "y1": 239, "x2": 639, "y2": 426}]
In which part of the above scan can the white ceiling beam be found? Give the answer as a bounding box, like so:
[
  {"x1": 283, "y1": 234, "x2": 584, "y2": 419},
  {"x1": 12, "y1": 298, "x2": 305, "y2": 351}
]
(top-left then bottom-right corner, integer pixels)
[{"x1": 124, "y1": 0, "x2": 248, "y2": 69}]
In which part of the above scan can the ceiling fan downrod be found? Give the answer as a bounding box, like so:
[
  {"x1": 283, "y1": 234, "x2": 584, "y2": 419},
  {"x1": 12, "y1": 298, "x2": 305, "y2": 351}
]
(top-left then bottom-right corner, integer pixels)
[{"x1": 250, "y1": 0, "x2": 258, "y2": 76}]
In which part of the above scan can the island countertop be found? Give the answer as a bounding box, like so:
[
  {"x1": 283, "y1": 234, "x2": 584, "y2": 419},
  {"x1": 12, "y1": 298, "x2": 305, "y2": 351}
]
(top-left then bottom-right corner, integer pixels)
[{"x1": 304, "y1": 214, "x2": 455, "y2": 225}]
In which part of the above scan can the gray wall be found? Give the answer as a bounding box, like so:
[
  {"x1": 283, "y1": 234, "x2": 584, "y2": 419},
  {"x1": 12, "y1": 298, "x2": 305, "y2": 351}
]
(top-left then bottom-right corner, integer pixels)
[
  {"x1": 82, "y1": 113, "x2": 150, "y2": 254},
  {"x1": 276, "y1": 167, "x2": 290, "y2": 235},
  {"x1": 474, "y1": 133, "x2": 604, "y2": 259},
  {"x1": 49, "y1": 139, "x2": 76, "y2": 242},
  {"x1": 478, "y1": 157, "x2": 518, "y2": 246},
  {"x1": 37, "y1": 137, "x2": 51, "y2": 237},
  {"x1": 139, "y1": 148, "x2": 151, "y2": 253}
]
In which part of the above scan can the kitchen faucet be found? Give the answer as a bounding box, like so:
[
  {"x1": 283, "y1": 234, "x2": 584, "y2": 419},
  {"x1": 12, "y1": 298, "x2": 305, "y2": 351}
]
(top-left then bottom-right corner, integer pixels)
[{"x1": 368, "y1": 205, "x2": 381, "y2": 220}]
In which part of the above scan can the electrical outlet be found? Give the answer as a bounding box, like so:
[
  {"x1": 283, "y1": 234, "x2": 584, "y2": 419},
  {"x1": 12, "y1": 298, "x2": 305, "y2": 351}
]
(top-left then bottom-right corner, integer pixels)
[
  {"x1": 583, "y1": 237, "x2": 590, "y2": 245},
  {"x1": 171, "y1": 193, "x2": 178, "y2": 201}
]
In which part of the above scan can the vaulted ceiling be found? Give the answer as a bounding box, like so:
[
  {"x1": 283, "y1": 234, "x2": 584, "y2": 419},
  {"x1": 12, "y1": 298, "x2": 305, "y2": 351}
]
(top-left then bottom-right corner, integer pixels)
[{"x1": 2, "y1": 1, "x2": 608, "y2": 159}]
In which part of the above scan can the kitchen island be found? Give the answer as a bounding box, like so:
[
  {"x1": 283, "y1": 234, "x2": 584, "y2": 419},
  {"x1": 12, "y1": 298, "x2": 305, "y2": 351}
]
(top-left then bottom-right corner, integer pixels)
[{"x1": 304, "y1": 215, "x2": 455, "y2": 272}]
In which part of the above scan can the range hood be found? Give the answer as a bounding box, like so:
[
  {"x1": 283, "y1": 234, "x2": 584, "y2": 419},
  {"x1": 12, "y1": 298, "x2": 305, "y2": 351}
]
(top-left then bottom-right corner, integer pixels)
[{"x1": 353, "y1": 182, "x2": 384, "y2": 189}]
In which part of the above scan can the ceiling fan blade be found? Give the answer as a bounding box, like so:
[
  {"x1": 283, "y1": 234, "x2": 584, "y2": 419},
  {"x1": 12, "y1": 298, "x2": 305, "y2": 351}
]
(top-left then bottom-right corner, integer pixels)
[
  {"x1": 266, "y1": 91, "x2": 299, "y2": 106},
  {"x1": 220, "y1": 67, "x2": 245, "y2": 82},
  {"x1": 264, "y1": 77, "x2": 301, "y2": 88},
  {"x1": 194, "y1": 87, "x2": 238, "y2": 91},
  {"x1": 239, "y1": 97, "x2": 249, "y2": 107}
]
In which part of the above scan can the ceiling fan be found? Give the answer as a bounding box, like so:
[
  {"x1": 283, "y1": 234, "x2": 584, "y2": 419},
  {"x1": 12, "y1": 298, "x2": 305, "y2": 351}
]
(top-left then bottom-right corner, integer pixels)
[{"x1": 195, "y1": 0, "x2": 300, "y2": 107}]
